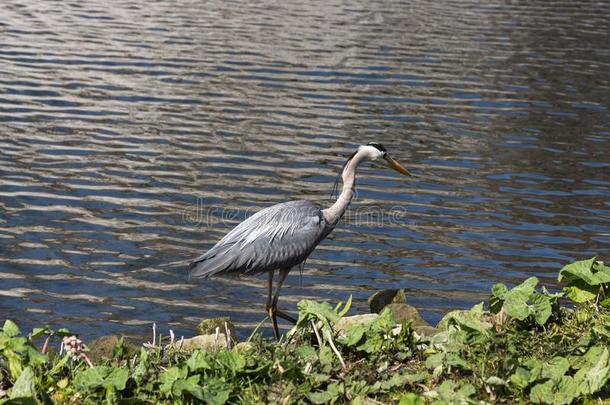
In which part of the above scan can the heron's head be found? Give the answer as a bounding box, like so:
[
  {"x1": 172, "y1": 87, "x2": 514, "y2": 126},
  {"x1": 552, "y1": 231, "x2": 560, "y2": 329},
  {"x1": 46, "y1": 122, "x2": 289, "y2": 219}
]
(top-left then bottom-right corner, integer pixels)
[{"x1": 358, "y1": 142, "x2": 412, "y2": 177}]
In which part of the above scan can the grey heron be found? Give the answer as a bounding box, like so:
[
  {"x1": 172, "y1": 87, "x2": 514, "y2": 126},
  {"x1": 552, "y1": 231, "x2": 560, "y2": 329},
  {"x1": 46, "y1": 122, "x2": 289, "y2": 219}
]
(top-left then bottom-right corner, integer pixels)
[{"x1": 189, "y1": 142, "x2": 412, "y2": 339}]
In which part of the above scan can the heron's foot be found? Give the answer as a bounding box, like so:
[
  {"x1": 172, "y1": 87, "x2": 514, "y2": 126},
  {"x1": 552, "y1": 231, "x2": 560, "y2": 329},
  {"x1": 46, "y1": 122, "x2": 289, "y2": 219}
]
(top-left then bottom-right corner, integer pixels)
[{"x1": 268, "y1": 307, "x2": 280, "y2": 341}]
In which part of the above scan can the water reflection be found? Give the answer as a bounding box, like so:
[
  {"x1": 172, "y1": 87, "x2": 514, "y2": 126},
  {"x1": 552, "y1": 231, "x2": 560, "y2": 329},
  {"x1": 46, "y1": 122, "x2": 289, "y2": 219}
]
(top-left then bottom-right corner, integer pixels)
[{"x1": 0, "y1": 0, "x2": 608, "y2": 339}]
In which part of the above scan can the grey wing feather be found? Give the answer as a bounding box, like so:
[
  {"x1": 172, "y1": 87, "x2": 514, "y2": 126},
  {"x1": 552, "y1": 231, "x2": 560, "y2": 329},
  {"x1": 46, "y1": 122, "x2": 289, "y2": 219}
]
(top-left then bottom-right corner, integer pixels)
[{"x1": 189, "y1": 200, "x2": 332, "y2": 278}]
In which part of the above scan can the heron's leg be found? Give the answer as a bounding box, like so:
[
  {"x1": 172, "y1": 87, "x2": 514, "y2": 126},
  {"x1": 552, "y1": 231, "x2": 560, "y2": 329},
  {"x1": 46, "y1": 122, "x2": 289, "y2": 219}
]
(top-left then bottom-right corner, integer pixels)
[
  {"x1": 266, "y1": 270, "x2": 274, "y2": 312},
  {"x1": 271, "y1": 267, "x2": 290, "y2": 308},
  {"x1": 265, "y1": 270, "x2": 281, "y2": 340},
  {"x1": 276, "y1": 309, "x2": 297, "y2": 324},
  {"x1": 271, "y1": 267, "x2": 297, "y2": 325},
  {"x1": 269, "y1": 268, "x2": 290, "y2": 340},
  {"x1": 276, "y1": 264, "x2": 301, "y2": 324}
]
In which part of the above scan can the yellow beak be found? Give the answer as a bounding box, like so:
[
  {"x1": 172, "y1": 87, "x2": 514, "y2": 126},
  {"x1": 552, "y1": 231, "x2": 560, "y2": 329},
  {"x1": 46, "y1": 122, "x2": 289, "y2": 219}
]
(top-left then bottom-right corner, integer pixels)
[{"x1": 385, "y1": 155, "x2": 413, "y2": 177}]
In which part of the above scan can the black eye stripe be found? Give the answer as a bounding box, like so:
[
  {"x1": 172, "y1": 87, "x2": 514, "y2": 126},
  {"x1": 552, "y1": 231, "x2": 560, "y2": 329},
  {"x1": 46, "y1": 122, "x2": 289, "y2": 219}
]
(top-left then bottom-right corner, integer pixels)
[{"x1": 367, "y1": 142, "x2": 387, "y2": 152}]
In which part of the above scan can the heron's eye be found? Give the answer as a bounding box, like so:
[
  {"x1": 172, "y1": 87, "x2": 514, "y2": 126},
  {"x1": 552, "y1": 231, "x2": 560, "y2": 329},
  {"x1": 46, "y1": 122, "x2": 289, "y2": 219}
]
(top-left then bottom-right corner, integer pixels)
[{"x1": 382, "y1": 152, "x2": 387, "y2": 158}]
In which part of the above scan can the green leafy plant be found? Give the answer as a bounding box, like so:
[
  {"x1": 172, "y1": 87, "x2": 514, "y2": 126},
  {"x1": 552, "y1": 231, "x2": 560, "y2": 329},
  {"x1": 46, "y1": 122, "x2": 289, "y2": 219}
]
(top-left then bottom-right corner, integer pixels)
[
  {"x1": 489, "y1": 277, "x2": 562, "y2": 325},
  {"x1": 558, "y1": 257, "x2": 610, "y2": 304},
  {"x1": 1, "y1": 257, "x2": 610, "y2": 404}
]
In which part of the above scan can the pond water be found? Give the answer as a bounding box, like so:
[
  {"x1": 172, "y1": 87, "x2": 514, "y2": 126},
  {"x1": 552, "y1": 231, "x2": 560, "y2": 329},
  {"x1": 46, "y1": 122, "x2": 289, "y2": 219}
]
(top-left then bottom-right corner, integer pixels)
[{"x1": 0, "y1": 0, "x2": 608, "y2": 339}]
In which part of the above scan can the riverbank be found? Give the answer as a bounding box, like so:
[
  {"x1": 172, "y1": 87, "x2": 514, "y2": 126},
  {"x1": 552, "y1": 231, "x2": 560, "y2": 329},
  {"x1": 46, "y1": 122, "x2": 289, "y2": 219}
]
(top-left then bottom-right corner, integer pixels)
[{"x1": 1, "y1": 257, "x2": 609, "y2": 404}]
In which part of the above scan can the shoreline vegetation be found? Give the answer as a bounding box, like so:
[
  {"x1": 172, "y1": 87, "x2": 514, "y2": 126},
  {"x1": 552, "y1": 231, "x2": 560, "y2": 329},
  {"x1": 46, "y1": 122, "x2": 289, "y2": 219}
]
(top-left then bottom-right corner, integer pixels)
[{"x1": 2, "y1": 258, "x2": 610, "y2": 404}]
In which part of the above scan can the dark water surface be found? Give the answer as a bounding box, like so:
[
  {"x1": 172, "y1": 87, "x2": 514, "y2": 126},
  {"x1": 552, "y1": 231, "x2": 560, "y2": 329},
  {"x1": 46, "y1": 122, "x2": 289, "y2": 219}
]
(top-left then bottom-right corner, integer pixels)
[{"x1": 0, "y1": 0, "x2": 608, "y2": 339}]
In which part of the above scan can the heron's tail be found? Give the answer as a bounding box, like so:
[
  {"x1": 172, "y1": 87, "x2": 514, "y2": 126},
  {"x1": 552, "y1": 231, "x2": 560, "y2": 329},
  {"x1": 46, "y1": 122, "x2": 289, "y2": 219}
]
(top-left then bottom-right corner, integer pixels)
[
  {"x1": 188, "y1": 254, "x2": 234, "y2": 279},
  {"x1": 158, "y1": 259, "x2": 192, "y2": 268}
]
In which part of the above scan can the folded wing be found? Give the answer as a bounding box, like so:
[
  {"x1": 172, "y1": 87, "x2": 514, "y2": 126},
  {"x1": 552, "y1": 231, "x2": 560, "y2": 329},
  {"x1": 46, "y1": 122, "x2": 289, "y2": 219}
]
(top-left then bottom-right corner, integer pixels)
[{"x1": 189, "y1": 200, "x2": 330, "y2": 278}]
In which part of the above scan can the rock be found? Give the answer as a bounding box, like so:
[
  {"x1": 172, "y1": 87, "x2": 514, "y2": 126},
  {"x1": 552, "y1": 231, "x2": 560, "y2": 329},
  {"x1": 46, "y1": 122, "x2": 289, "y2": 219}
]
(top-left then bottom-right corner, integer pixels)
[
  {"x1": 88, "y1": 335, "x2": 119, "y2": 361},
  {"x1": 368, "y1": 289, "x2": 406, "y2": 313},
  {"x1": 385, "y1": 303, "x2": 439, "y2": 336},
  {"x1": 385, "y1": 303, "x2": 425, "y2": 324},
  {"x1": 335, "y1": 305, "x2": 439, "y2": 336},
  {"x1": 88, "y1": 335, "x2": 138, "y2": 363},
  {"x1": 413, "y1": 325, "x2": 441, "y2": 336},
  {"x1": 197, "y1": 317, "x2": 236, "y2": 340},
  {"x1": 334, "y1": 314, "x2": 379, "y2": 333},
  {"x1": 167, "y1": 333, "x2": 228, "y2": 352}
]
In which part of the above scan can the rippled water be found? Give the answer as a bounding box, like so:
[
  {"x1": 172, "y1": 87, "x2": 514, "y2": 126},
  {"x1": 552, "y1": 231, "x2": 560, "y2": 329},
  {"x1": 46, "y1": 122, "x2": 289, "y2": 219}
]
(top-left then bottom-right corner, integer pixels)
[{"x1": 0, "y1": 0, "x2": 608, "y2": 339}]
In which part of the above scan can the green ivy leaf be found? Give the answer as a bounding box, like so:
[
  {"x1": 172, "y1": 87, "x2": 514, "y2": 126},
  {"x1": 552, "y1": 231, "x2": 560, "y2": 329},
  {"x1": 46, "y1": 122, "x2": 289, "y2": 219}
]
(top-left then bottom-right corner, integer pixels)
[
  {"x1": 3, "y1": 320, "x2": 21, "y2": 337},
  {"x1": 509, "y1": 367, "x2": 530, "y2": 389},
  {"x1": 310, "y1": 372, "x2": 331, "y2": 384},
  {"x1": 425, "y1": 352, "x2": 444, "y2": 369},
  {"x1": 541, "y1": 357, "x2": 570, "y2": 381},
  {"x1": 186, "y1": 350, "x2": 211, "y2": 372},
  {"x1": 570, "y1": 345, "x2": 606, "y2": 370},
  {"x1": 295, "y1": 345, "x2": 317, "y2": 363},
  {"x1": 105, "y1": 368, "x2": 129, "y2": 391},
  {"x1": 306, "y1": 382, "x2": 343, "y2": 404},
  {"x1": 425, "y1": 352, "x2": 470, "y2": 375},
  {"x1": 74, "y1": 366, "x2": 111, "y2": 391},
  {"x1": 489, "y1": 283, "x2": 508, "y2": 314},
  {"x1": 342, "y1": 322, "x2": 369, "y2": 347},
  {"x1": 447, "y1": 302, "x2": 492, "y2": 333},
  {"x1": 558, "y1": 257, "x2": 610, "y2": 285},
  {"x1": 216, "y1": 350, "x2": 245, "y2": 372},
  {"x1": 436, "y1": 380, "x2": 475, "y2": 403},
  {"x1": 523, "y1": 358, "x2": 544, "y2": 383},
  {"x1": 317, "y1": 345, "x2": 334, "y2": 366},
  {"x1": 564, "y1": 281, "x2": 598, "y2": 303},
  {"x1": 25, "y1": 347, "x2": 47, "y2": 367},
  {"x1": 172, "y1": 375, "x2": 204, "y2": 401},
  {"x1": 378, "y1": 371, "x2": 425, "y2": 391},
  {"x1": 295, "y1": 300, "x2": 340, "y2": 332},
  {"x1": 557, "y1": 257, "x2": 594, "y2": 282},
  {"x1": 503, "y1": 277, "x2": 538, "y2": 320},
  {"x1": 4, "y1": 348, "x2": 24, "y2": 380},
  {"x1": 55, "y1": 328, "x2": 72, "y2": 337},
  {"x1": 73, "y1": 366, "x2": 128, "y2": 392},
  {"x1": 531, "y1": 292, "x2": 553, "y2": 325},
  {"x1": 530, "y1": 376, "x2": 579, "y2": 405},
  {"x1": 343, "y1": 308, "x2": 397, "y2": 354},
  {"x1": 9, "y1": 366, "x2": 35, "y2": 399},
  {"x1": 574, "y1": 346, "x2": 610, "y2": 394},
  {"x1": 202, "y1": 378, "x2": 231, "y2": 405},
  {"x1": 398, "y1": 393, "x2": 425, "y2": 405},
  {"x1": 29, "y1": 327, "x2": 51, "y2": 340},
  {"x1": 445, "y1": 353, "x2": 470, "y2": 370},
  {"x1": 159, "y1": 366, "x2": 187, "y2": 396}
]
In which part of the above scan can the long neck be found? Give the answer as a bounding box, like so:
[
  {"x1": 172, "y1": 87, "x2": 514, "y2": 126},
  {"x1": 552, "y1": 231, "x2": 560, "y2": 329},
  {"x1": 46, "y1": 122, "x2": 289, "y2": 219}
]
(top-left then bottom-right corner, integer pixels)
[{"x1": 322, "y1": 150, "x2": 366, "y2": 225}]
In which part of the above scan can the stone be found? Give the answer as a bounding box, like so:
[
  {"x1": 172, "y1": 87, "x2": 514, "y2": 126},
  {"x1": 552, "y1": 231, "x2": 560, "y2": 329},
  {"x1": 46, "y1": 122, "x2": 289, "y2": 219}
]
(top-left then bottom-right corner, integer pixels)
[
  {"x1": 196, "y1": 317, "x2": 236, "y2": 339},
  {"x1": 88, "y1": 335, "x2": 138, "y2": 363},
  {"x1": 334, "y1": 314, "x2": 379, "y2": 333},
  {"x1": 385, "y1": 303, "x2": 439, "y2": 336},
  {"x1": 368, "y1": 289, "x2": 406, "y2": 313},
  {"x1": 413, "y1": 325, "x2": 441, "y2": 336},
  {"x1": 167, "y1": 333, "x2": 228, "y2": 352}
]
